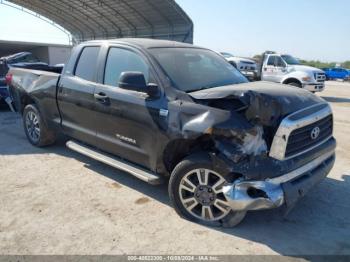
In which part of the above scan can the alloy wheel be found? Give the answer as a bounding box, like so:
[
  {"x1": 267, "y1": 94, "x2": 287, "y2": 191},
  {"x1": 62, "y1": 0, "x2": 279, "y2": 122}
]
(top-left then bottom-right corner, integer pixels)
[
  {"x1": 25, "y1": 111, "x2": 40, "y2": 143},
  {"x1": 178, "y1": 169, "x2": 231, "y2": 222}
]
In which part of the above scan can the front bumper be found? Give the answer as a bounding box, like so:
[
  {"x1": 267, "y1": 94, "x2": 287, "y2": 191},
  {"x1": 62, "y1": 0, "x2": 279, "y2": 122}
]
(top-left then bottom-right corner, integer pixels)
[
  {"x1": 240, "y1": 70, "x2": 257, "y2": 81},
  {"x1": 303, "y1": 82, "x2": 325, "y2": 92},
  {"x1": 223, "y1": 149, "x2": 335, "y2": 212}
]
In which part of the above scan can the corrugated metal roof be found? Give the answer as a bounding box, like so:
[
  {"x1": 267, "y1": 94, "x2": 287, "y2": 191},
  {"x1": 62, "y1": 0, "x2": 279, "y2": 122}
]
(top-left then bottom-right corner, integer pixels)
[{"x1": 7, "y1": 0, "x2": 193, "y2": 44}]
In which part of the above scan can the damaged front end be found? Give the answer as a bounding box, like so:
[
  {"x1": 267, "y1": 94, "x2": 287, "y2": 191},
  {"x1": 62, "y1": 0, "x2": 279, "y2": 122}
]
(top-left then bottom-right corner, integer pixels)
[
  {"x1": 223, "y1": 180, "x2": 284, "y2": 211},
  {"x1": 223, "y1": 149, "x2": 335, "y2": 212},
  {"x1": 169, "y1": 81, "x2": 336, "y2": 213}
]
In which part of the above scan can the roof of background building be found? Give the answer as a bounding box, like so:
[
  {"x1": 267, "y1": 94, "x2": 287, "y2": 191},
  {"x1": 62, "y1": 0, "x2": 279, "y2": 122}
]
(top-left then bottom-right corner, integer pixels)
[
  {"x1": 0, "y1": 39, "x2": 71, "y2": 57},
  {"x1": 7, "y1": 0, "x2": 193, "y2": 44}
]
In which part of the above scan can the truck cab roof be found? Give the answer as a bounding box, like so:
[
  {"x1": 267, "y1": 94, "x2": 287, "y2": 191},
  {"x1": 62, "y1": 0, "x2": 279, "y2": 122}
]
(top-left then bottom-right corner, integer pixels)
[{"x1": 82, "y1": 38, "x2": 201, "y2": 50}]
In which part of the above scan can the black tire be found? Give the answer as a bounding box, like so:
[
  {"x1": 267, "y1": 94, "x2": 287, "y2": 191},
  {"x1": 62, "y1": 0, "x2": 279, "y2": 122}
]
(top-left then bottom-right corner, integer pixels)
[
  {"x1": 23, "y1": 104, "x2": 56, "y2": 147},
  {"x1": 169, "y1": 153, "x2": 246, "y2": 228},
  {"x1": 287, "y1": 81, "x2": 302, "y2": 88}
]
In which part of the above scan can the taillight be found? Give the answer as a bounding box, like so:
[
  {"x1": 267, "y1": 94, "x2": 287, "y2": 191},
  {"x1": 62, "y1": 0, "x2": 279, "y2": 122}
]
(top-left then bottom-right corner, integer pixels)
[{"x1": 5, "y1": 73, "x2": 12, "y2": 85}]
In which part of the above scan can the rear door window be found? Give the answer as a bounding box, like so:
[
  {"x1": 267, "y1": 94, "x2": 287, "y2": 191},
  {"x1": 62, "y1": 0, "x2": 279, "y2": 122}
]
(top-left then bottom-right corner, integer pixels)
[
  {"x1": 75, "y1": 46, "x2": 100, "y2": 82},
  {"x1": 19, "y1": 54, "x2": 39, "y2": 63}
]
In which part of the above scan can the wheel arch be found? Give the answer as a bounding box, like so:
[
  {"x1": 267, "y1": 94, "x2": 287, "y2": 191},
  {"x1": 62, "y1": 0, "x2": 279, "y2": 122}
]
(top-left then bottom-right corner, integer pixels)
[
  {"x1": 282, "y1": 77, "x2": 302, "y2": 86},
  {"x1": 17, "y1": 92, "x2": 36, "y2": 114},
  {"x1": 162, "y1": 136, "x2": 213, "y2": 174}
]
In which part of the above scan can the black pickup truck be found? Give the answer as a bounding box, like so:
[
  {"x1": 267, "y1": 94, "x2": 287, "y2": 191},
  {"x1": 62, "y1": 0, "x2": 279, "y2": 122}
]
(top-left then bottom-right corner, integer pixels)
[{"x1": 8, "y1": 39, "x2": 336, "y2": 227}]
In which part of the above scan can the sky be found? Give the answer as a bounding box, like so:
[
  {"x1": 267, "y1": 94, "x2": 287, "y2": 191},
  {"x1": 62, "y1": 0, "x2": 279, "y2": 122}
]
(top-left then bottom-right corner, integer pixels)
[{"x1": 0, "y1": 0, "x2": 349, "y2": 62}]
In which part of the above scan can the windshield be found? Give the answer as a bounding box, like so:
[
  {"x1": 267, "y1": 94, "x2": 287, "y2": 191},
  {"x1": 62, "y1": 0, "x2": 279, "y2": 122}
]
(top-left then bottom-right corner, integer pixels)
[
  {"x1": 149, "y1": 48, "x2": 248, "y2": 92},
  {"x1": 220, "y1": 52, "x2": 234, "y2": 58},
  {"x1": 281, "y1": 55, "x2": 300, "y2": 65},
  {"x1": 8, "y1": 53, "x2": 40, "y2": 64}
]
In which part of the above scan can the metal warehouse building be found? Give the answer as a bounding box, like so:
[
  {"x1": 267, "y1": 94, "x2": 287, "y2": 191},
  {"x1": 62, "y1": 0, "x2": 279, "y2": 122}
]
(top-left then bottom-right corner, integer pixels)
[{"x1": 1, "y1": 0, "x2": 193, "y2": 58}]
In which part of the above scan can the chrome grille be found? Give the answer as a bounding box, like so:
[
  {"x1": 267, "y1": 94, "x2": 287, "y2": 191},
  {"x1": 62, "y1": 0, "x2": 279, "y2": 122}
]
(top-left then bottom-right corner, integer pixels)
[
  {"x1": 285, "y1": 115, "x2": 333, "y2": 158},
  {"x1": 269, "y1": 103, "x2": 333, "y2": 161},
  {"x1": 315, "y1": 72, "x2": 326, "y2": 83}
]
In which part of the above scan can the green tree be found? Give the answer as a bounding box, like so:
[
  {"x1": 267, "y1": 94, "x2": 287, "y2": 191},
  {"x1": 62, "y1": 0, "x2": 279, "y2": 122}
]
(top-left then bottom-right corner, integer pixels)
[{"x1": 342, "y1": 61, "x2": 350, "y2": 69}]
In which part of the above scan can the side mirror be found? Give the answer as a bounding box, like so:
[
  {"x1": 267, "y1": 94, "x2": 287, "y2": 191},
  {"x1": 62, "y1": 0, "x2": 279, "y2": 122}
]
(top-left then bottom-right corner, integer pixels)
[
  {"x1": 119, "y1": 71, "x2": 147, "y2": 92},
  {"x1": 118, "y1": 71, "x2": 160, "y2": 98}
]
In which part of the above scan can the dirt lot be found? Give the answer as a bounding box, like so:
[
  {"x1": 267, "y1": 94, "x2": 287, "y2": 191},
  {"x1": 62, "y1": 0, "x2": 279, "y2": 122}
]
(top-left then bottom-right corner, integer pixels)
[{"x1": 0, "y1": 81, "x2": 349, "y2": 256}]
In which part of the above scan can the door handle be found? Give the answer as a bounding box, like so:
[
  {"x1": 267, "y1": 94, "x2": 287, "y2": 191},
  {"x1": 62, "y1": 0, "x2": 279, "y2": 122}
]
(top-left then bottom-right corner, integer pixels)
[{"x1": 94, "y1": 92, "x2": 110, "y2": 104}]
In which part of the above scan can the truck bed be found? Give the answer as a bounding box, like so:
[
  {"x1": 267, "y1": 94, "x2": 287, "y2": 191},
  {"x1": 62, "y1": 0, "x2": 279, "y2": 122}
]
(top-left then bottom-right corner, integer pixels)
[
  {"x1": 9, "y1": 67, "x2": 60, "y2": 97},
  {"x1": 9, "y1": 67, "x2": 62, "y2": 128}
]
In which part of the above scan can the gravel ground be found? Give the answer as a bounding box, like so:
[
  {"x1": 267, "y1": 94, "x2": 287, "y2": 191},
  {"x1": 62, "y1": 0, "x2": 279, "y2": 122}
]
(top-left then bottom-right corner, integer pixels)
[{"x1": 0, "y1": 81, "x2": 349, "y2": 256}]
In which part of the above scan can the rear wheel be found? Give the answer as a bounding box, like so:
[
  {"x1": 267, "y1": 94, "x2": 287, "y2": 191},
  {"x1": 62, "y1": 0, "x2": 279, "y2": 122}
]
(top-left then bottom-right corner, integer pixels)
[
  {"x1": 23, "y1": 104, "x2": 56, "y2": 147},
  {"x1": 169, "y1": 153, "x2": 246, "y2": 227}
]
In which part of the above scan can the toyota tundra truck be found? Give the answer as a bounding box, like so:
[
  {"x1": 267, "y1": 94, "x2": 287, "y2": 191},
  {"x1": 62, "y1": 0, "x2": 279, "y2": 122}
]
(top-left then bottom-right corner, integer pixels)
[
  {"x1": 257, "y1": 51, "x2": 326, "y2": 92},
  {"x1": 8, "y1": 39, "x2": 336, "y2": 227}
]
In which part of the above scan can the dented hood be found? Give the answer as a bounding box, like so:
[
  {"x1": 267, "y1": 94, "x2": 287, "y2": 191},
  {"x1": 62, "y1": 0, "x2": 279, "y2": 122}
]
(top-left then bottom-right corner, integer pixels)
[{"x1": 189, "y1": 81, "x2": 325, "y2": 126}]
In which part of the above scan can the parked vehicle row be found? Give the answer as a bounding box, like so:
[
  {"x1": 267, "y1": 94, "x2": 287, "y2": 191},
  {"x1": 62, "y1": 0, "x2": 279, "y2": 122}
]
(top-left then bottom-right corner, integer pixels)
[
  {"x1": 7, "y1": 39, "x2": 336, "y2": 227},
  {"x1": 256, "y1": 51, "x2": 327, "y2": 92},
  {"x1": 221, "y1": 50, "x2": 350, "y2": 91}
]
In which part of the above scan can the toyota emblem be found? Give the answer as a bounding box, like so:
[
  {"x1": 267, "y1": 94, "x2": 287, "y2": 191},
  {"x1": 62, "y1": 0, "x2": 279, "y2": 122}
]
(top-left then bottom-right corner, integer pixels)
[{"x1": 311, "y1": 127, "x2": 321, "y2": 140}]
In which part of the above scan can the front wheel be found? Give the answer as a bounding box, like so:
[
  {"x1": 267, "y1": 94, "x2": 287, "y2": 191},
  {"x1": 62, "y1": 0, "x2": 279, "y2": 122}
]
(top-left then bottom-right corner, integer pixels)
[{"x1": 169, "y1": 153, "x2": 246, "y2": 227}]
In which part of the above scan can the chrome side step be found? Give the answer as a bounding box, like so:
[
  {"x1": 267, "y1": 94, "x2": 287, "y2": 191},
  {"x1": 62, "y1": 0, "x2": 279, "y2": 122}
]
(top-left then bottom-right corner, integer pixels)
[{"x1": 66, "y1": 140, "x2": 162, "y2": 185}]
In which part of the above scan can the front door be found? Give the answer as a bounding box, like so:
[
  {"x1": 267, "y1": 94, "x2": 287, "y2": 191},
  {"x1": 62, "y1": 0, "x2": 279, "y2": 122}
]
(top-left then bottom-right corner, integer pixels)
[
  {"x1": 262, "y1": 55, "x2": 278, "y2": 82},
  {"x1": 273, "y1": 56, "x2": 288, "y2": 81},
  {"x1": 93, "y1": 46, "x2": 166, "y2": 171}
]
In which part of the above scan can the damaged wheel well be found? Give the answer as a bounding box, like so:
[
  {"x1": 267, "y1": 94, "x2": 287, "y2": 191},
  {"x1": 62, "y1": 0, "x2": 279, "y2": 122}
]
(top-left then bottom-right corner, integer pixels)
[
  {"x1": 17, "y1": 92, "x2": 35, "y2": 114},
  {"x1": 162, "y1": 136, "x2": 214, "y2": 173}
]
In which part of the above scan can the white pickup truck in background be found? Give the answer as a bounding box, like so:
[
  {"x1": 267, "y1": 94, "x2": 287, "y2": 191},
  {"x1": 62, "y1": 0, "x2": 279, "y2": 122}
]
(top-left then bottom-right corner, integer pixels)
[
  {"x1": 257, "y1": 52, "x2": 326, "y2": 93},
  {"x1": 220, "y1": 52, "x2": 258, "y2": 81}
]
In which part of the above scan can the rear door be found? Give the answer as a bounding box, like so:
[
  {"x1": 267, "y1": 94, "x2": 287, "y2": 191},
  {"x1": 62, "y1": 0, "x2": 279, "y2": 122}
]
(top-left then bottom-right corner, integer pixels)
[
  {"x1": 93, "y1": 45, "x2": 165, "y2": 170},
  {"x1": 57, "y1": 46, "x2": 101, "y2": 146}
]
